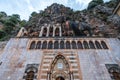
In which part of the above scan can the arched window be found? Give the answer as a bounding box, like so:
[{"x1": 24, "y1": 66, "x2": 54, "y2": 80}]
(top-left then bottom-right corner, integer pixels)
[
  {"x1": 66, "y1": 41, "x2": 71, "y2": 49},
  {"x1": 49, "y1": 27, "x2": 53, "y2": 37},
  {"x1": 54, "y1": 41, "x2": 59, "y2": 49},
  {"x1": 89, "y1": 41, "x2": 95, "y2": 49},
  {"x1": 109, "y1": 67, "x2": 120, "y2": 80},
  {"x1": 42, "y1": 41, "x2": 47, "y2": 49},
  {"x1": 36, "y1": 41, "x2": 41, "y2": 49},
  {"x1": 48, "y1": 41, "x2": 53, "y2": 49},
  {"x1": 95, "y1": 41, "x2": 102, "y2": 49},
  {"x1": 83, "y1": 41, "x2": 89, "y2": 49},
  {"x1": 101, "y1": 41, "x2": 108, "y2": 49},
  {"x1": 26, "y1": 71, "x2": 35, "y2": 80},
  {"x1": 60, "y1": 41, "x2": 64, "y2": 49},
  {"x1": 30, "y1": 41, "x2": 36, "y2": 49},
  {"x1": 72, "y1": 41, "x2": 77, "y2": 49},
  {"x1": 42, "y1": 28, "x2": 47, "y2": 37},
  {"x1": 55, "y1": 28, "x2": 59, "y2": 37},
  {"x1": 77, "y1": 41, "x2": 83, "y2": 49}
]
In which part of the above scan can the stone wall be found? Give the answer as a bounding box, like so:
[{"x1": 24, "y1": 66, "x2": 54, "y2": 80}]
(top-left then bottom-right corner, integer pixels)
[
  {"x1": 0, "y1": 38, "x2": 119, "y2": 80},
  {"x1": 0, "y1": 41, "x2": 7, "y2": 55}
]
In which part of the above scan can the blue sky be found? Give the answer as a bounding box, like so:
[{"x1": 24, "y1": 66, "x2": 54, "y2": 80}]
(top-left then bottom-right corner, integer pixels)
[{"x1": 0, "y1": 0, "x2": 110, "y2": 20}]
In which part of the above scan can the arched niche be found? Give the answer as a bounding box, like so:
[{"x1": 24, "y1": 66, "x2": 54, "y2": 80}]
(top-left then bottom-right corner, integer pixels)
[
  {"x1": 49, "y1": 27, "x2": 53, "y2": 37},
  {"x1": 25, "y1": 66, "x2": 38, "y2": 80},
  {"x1": 108, "y1": 67, "x2": 120, "y2": 80},
  {"x1": 29, "y1": 41, "x2": 36, "y2": 49},
  {"x1": 42, "y1": 27, "x2": 47, "y2": 37},
  {"x1": 55, "y1": 28, "x2": 60, "y2": 37},
  {"x1": 48, "y1": 54, "x2": 73, "y2": 80},
  {"x1": 101, "y1": 41, "x2": 108, "y2": 49},
  {"x1": 95, "y1": 41, "x2": 102, "y2": 49}
]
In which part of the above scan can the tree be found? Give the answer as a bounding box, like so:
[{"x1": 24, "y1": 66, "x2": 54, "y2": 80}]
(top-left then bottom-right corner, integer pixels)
[
  {"x1": 0, "y1": 12, "x2": 7, "y2": 18},
  {"x1": 87, "y1": 0, "x2": 104, "y2": 9},
  {"x1": 20, "y1": 20, "x2": 27, "y2": 27},
  {"x1": 31, "y1": 12, "x2": 38, "y2": 17}
]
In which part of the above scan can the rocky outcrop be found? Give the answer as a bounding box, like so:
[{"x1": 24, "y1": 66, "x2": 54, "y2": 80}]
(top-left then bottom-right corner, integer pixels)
[
  {"x1": 25, "y1": 1, "x2": 120, "y2": 38},
  {"x1": 0, "y1": 41, "x2": 7, "y2": 55}
]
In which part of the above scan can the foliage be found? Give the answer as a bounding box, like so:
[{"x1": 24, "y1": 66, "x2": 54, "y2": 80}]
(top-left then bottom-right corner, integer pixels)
[
  {"x1": 0, "y1": 12, "x2": 23, "y2": 41},
  {"x1": 88, "y1": 0, "x2": 104, "y2": 9}
]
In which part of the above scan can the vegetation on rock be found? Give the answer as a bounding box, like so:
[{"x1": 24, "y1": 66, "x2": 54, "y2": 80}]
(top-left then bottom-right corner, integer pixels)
[{"x1": 0, "y1": 0, "x2": 120, "y2": 41}]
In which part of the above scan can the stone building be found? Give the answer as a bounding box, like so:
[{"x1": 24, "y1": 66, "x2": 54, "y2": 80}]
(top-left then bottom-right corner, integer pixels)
[{"x1": 0, "y1": 23, "x2": 120, "y2": 80}]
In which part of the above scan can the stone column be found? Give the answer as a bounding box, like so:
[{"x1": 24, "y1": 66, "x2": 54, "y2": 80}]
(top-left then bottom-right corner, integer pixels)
[
  {"x1": 69, "y1": 71, "x2": 74, "y2": 80},
  {"x1": 39, "y1": 26, "x2": 43, "y2": 37},
  {"x1": 69, "y1": 72, "x2": 71, "y2": 80},
  {"x1": 47, "y1": 71, "x2": 51, "y2": 80},
  {"x1": 53, "y1": 26, "x2": 56, "y2": 37},
  {"x1": 46, "y1": 26, "x2": 50, "y2": 37},
  {"x1": 59, "y1": 27, "x2": 62, "y2": 37}
]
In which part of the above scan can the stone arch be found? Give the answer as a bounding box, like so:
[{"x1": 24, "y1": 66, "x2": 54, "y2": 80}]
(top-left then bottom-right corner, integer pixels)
[
  {"x1": 36, "y1": 41, "x2": 41, "y2": 49},
  {"x1": 48, "y1": 53, "x2": 73, "y2": 80},
  {"x1": 29, "y1": 41, "x2": 36, "y2": 49},
  {"x1": 71, "y1": 41, "x2": 77, "y2": 49},
  {"x1": 101, "y1": 41, "x2": 108, "y2": 49},
  {"x1": 83, "y1": 41, "x2": 89, "y2": 49},
  {"x1": 95, "y1": 41, "x2": 102, "y2": 49},
  {"x1": 77, "y1": 41, "x2": 83, "y2": 49},
  {"x1": 55, "y1": 27, "x2": 60, "y2": 37},
  {"x1": 54, "y1": 41, "x2": 59, "y2": 49},
  {"x1": 60, "y1": 41, "x2": 64, "y2": 49},
  {"x1": 89, "y1": 41, "x2": 95, "y2": 49},
  {"x1": 42, "y1": 41, "x2": 47, "y2": 49},
  {"x1": 49, "y1": 27, "x2": 53, "y2": 37},
  {"x1": 108, "y1": 67, "x2": 120, "y2": 80},
  {"x1": 42, "y1": 27, "x2": 47, "y2": 37},
  {"x1": 48, "y1": 41, "x2": 53, "y2": 49},
  {"x1": 66, "y1": 41, "x2": 71, "y2": 49},
  {"x1": 50, "y1": 54, "x2": 70, "y2": 72},
  {"x1": 25, "y1": 66, "x2": 38, "y2": 80}
]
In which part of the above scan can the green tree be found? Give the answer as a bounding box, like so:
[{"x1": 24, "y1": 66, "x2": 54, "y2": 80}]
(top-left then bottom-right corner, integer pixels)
[
  {"x1": 31, "y1": 12, "x2": 38, "y2": 17},
  {"x1": 20, "y1": 20, "x2": 27, "y2": 27},
  {"x1": 87, "y1": 0, "x2": 104, "y2": 9},
  {"x1": 0, "y1": 12, "x2": 7, "y2": 18}
]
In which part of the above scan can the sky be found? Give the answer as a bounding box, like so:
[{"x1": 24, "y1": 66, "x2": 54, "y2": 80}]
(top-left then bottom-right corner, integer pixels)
[{"x1": 0, "y1": 0, "x2": 110, "y2": 20}]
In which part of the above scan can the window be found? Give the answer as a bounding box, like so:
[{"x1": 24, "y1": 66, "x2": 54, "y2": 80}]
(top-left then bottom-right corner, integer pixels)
[
  {"x1": 54, "y1": 41, "x2": 59, "y2": 49},
  {"x1": 42, "y1": 41, "x2": 47, "y2": 49},
  {"x1": 77, "y1": 41, "x2": 83, "y2": 49},
  {"x1": 26, "y1": 71, "x2": 34, "y2": 80},
  {"x1": 55, "y1": 28, "x2": 59, "y2": 36},
  {"x1": 89, "y1": 41, "x2": 95, "y2": 49},
  {"x1": 36, "y1": 41, "x2": 41, "y2": 49},
  {"x1": 49, "y1": 27, "x2": 53, "y2": 37},
  {"x1": 30, "y1": 41, "x2": 36, "y2": 49},
  {"x1": 57, "y1": 63, "x2": 63, "y2": 69},
  {"x1": 23, "y1": 64, "x2": 39, "y2": 80},
  {"x1": 60, "y1": 41, "x2": 64, "y2": 49},
  {"x1": 42, "y1": 28, "x2": 47, "y2": 37},
  {"x1": 72, "y1": 41, "x2": 77, "y2": 49},
  {"x1": 83, "y1": 41, "x2": 89, "y2": 49},
  {"x1": 48, "y1": 41, "x2": 53, "y2": 49},
  {"x1": 95, "y1": 41, "x2": 102, "y2": 49},
  {"x1": 66, "y1": 41, "x2": 71, "y2": 49},
  {"x1": 106, "y1": 64, "x2": 120, "y2": 80},
  {"x1": 101, "y1": 41, "x2": 108, "y2": 49}
]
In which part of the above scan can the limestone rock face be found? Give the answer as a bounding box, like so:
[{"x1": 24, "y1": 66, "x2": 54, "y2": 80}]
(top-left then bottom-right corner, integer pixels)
[
  {"x1": 94, "y1": 5, "x2": 113, "y2": 15},
  {"x1": 107, "y1": 15, "x2": 120, "y2": 28},
  {"x1": 26, "y1": 1, "x2": 120, "y2": 38}
]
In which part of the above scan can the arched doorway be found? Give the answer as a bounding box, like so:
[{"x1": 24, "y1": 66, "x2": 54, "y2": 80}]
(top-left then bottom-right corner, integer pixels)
[
  {"x1": 56, "y1": 76, "x2": 65, "y2": 80},
  {"x1": 47, "y1": 54, "x2": 73, "y2": 80}
]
